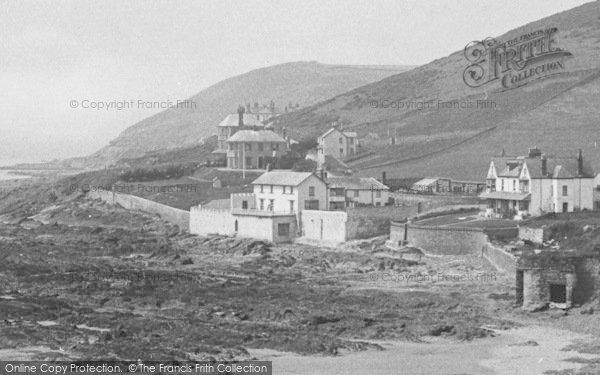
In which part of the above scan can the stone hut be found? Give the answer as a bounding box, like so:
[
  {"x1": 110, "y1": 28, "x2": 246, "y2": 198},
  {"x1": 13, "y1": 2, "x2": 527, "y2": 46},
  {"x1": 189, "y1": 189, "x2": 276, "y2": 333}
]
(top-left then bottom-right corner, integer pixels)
[{"x1": 516, "y1": 250, "x2": 600, "y2": 311}]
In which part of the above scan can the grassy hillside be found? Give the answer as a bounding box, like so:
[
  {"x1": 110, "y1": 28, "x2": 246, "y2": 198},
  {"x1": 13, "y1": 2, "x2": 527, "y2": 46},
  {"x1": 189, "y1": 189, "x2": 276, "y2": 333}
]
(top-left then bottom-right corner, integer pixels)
[
  {"x1": 271, "y1": 1, "x2": 600, "y2": 181},
  {"x1": 78, "y1": 62, "x2": 412, "y2": 167}
]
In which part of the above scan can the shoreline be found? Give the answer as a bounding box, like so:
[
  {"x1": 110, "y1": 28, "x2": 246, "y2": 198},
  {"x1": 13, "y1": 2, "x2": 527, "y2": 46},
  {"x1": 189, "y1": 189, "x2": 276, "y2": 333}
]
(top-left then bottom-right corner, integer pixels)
[{"x1": 249, "y1": 325, "x2": 596, "y2": 375}]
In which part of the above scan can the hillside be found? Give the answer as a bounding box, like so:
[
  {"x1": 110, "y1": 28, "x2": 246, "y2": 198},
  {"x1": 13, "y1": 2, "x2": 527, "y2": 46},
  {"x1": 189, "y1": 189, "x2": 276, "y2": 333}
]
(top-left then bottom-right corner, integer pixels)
[
  {"x1": 78, "y1": 62, "x2": 412, "y2": 168},
  {"x1": 270, "y1": 1, "x2": 600, "y2": 181}
]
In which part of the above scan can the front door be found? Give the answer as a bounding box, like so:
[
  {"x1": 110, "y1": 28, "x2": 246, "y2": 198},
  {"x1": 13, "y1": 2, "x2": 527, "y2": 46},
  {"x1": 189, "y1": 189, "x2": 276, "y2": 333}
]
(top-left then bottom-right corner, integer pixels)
[{"x1": 562, "y1": 202, "x2": 569, "y2": 213}]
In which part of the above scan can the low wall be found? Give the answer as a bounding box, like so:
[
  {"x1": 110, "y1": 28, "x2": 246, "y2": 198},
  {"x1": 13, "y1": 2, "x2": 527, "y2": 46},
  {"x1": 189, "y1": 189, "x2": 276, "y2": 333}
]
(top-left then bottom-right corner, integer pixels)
[
  {"x1": 89, "y1": 190, "x2": 190, "y2": 231},
  {"x1": 482, "y1": 243, "x2": 517, "y2": 274},
  {"x1": 301, "y1": 210, "x2": 348, "y2": 243},
  {"x1": 390, "y1": 222, "x2": 489, "y2": 255}
]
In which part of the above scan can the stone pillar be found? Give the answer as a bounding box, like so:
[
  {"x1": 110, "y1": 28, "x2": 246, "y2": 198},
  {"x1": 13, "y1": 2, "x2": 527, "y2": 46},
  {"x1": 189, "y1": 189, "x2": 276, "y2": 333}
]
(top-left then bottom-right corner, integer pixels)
[
  {"x1": 565, "y1": 272, "x2": 577, "y2": 308},
  {"x1": 523, "y1": 269, "x2": 546, "y2": 311}
]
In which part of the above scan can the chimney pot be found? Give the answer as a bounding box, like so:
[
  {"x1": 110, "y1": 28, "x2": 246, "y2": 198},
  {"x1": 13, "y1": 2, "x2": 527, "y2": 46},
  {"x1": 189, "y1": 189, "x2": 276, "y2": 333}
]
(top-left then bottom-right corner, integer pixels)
[
  {"x1": 237, "y1": 106, "x2": 245, "y2": 127},
  {"x1": 577, "y1": 149, "x2": 584, "y2": 175},
  {"x1": 541, "y1": 154, "x2": 547, "y2": 176}
]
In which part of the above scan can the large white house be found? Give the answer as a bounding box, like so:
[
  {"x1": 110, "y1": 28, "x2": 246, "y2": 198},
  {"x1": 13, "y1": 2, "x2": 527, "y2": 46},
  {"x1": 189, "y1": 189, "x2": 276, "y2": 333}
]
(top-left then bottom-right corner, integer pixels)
[
  {"x1": 480, "y1": 147, "x2": 595, "y2": 218},
  {"x1": 250, "y1": 170, "x2": 329, "y2": 214}
]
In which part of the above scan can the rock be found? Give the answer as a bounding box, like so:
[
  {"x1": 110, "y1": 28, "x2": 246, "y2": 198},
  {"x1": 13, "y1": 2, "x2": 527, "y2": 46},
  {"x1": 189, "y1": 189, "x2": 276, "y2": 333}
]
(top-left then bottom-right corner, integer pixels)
[
  {"x1": 580, "y1": 306, "x2": 594, "y2": 315},
  {"x1": 181, "y1": 258, "x2": 194, "y2": 265},
  {"x1": 583, "y1": 225, "x2": 592, "y2": 233},
  {"x1": 509, "y1": 340, "x2": 539, "y2": 347}
]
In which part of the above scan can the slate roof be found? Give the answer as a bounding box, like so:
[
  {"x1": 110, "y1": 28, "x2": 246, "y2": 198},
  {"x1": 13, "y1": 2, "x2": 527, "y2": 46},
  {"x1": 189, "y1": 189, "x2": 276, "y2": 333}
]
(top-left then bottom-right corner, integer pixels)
[
  {"x1": 491, "y1": 155, "x2": 595, "y2": 179},
  {"x1": 226, "y1": 130, "x2": 286, "y2": 143},
  {"x1": 327, "y1": 176, "x2": 389, "y2": 190},
  {"x1": 251, "y1": 170, "x2": 318, "y2": 186},
  {"x1": 203, "y1": 199, "x2": 231, "y2": 210},
  {"x1": 319, "y1": 127, "x2": 357, "y2": 139},
  {"x1": 218, "y1": 114, "x2": 264, "y2": 127},
  {"x1": 412, "y1": 178, "x2": 439, "y2": 187}
]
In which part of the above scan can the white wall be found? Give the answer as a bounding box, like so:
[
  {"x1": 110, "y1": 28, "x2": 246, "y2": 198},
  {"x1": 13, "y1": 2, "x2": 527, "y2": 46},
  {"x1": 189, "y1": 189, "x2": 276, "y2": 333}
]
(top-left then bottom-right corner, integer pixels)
[
  {"x1": 301, "y1": 210, "x2": 347, "y2": 243},
  {"x1": 253, "y1": 174, "x2": 327, "y2": 213},
  {"x1": 345, "y1": 189, "x2": 389, "y2": 206}
]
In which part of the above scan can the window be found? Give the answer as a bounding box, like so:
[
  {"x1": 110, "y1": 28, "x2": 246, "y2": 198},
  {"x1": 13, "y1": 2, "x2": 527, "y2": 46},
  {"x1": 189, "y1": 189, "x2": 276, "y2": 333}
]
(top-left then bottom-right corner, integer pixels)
[
  {"x1": 290, "y1": 186, "x2": 294, "y2": 194},
  {"x1": 305, "y1": 200, "x2": 319, "y2": 210},
  {"x1": 513, "y1": 180, "x2": 516, "y2": 191},
  {"x1": 501, "y1": 180, "x2": 504, "y2": 191},
  {"x1": 562, "y1": 185, "x2": 568, "y2": 196},
  {"x1": 259, "y1": 199, "x2": 264, "y2": 210},
  {"x1": 354, "y1": 190, "x2": 359, "y2": 198},
  {"x1": 376, "y1": 190, "x2": 381, "y2": 198},
  {"x1": 260, "y1": 184, "x2": 264, "y2": 193},
  {"x1": 242, "y1": 200, "x2": 248, "y2": 209},
  {"x1": 277, "y1": 223, "x2": 290, "y2": 237},
  {"x1": 340, "y1": 148, "x2": 344, "y2": 155},
  {"x1": 283, "y1": 186, "x2": 287, "y2": 194},
  {"x1": 245, "y1": 144, "x2": 252, "y2": 151},
  {"x1": 339, "y1": 137, "x2": 343, "y2": 144},
  {"x1": 348, "y1": 138, "x2": 353, "y2": 144},
  {"x1": 245, "y1": 157, "x2": 252, "y2": 167},
  {"x1": 258, "y1": 143, "x2": 264, "y2": 151},
  {"x1": 270, "y1": 185, "x2": 273, "y2": 193},
  {"x1": 289, "y1": 200, "x2": 295, "y2": 212},
  {"x1": 309, "y1": 186, "x2": 315, "y2": 197},
  {"x1": 272, "y1": 144, "x2": 279, "y2": 151},
  {"x1": 268, "y1": 199, "x2": 274, "y2": 211}
]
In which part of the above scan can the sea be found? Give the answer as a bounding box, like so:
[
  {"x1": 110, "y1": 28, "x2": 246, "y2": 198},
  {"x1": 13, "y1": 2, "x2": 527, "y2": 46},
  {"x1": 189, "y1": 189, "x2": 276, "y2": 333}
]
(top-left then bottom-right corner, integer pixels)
[{"x1": 0, "y1": 158, "x2": 37, "y2": 181}]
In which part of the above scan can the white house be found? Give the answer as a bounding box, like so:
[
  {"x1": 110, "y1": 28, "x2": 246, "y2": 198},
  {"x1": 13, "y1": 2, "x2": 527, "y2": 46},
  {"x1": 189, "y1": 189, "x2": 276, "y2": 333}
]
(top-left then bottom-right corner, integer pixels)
[
  {"x1": 480, "y1": 147, "x2": 595, "y2": 218},
  {"x1": 250, "y1": 170, "x2": 329, "y2": 214},
  {"x1": 317, "y1": 127, "x2": 359, "y2": 164},
  {"x1": 327, "y1": 175, "x2": 390, "y2": 210}
]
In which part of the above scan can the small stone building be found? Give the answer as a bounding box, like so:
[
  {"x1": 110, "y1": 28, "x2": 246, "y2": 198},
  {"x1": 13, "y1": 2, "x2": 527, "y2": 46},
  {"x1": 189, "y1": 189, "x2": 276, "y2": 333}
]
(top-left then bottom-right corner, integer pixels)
[{"x1": 516, "y1": 250, "x2": 600, "y2": 311}]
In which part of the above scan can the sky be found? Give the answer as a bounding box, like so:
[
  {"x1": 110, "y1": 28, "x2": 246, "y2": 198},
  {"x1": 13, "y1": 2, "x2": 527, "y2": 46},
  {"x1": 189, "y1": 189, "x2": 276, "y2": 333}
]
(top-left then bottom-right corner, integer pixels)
[{"x1": 0, "y1": 0, "x2": 592, "y2": 163}]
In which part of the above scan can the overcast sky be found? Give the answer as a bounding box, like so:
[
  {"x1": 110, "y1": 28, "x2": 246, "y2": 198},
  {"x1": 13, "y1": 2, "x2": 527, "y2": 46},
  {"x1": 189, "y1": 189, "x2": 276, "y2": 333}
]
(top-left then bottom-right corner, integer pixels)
[{"x1": 0, "y1": 0, "x2": 591, "y2": 163}]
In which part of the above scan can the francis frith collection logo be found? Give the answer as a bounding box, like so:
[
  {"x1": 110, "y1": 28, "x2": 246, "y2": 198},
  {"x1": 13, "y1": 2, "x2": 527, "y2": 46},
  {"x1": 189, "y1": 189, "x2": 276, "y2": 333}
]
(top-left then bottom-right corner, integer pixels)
[{"x1": 463, "y1": 27, "x2": 573, "y2": 90}]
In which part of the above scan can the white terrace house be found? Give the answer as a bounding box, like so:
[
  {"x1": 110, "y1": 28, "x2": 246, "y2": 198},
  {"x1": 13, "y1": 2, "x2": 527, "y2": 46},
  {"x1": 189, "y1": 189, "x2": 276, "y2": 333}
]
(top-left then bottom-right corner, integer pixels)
[
  {"x1": 248, "y1": 170, "x2": 329, "y2": 214},
  {"x1": 327, "y1": 175, "x2": 390, "y2": 210},
  {"x1": 480, "y1": 147, "x2": 595, "y2": 218}
]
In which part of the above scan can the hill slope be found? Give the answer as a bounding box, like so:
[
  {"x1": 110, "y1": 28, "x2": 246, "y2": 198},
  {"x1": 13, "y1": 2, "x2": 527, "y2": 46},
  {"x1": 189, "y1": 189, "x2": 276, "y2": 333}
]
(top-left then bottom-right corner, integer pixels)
[
  {"x1": 271, "y1": 1, "x2": 600, "y2": 181},
  {"x1": 83, "y1": 62, "x2": 412, "y2": 167}
]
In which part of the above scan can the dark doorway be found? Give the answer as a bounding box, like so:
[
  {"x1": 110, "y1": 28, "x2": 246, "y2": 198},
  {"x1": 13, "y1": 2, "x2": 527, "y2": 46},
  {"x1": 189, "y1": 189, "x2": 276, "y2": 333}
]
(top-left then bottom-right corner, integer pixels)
[
  {"x1": 258, "y1": 156, "x2": 264, "y2": 169},
  {"x1": 234, "y1": 220, "x2": 238, "y2": 232},
  {"x1": 549, "y1": 284, "x2": 566, "y2": 303},
  {"x1": 562, "y1": 202, "x2": 568, "y2": 213}
]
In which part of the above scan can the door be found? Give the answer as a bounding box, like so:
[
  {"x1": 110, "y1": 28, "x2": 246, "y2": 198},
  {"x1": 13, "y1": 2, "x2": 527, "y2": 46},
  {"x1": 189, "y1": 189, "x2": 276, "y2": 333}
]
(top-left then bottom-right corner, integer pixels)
[
  {"x1": 258, "y1": 156, "x2": 264, "y2": 169},
  {"x1": 562, "y1": 202, "x2": 569, "y2": 213}
]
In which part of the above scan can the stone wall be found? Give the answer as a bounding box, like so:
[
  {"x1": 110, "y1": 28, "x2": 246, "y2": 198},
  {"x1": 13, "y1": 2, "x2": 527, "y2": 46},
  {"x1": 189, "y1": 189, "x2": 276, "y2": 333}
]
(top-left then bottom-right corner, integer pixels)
[
  {"x1": 481, "y1": 243, "x2": 517, "y2": 274},
  {"x1": 89, "y1": 190, "x2": 190, "y2": 231},
  {"x1": 390, "y1": 223, "x2": 489, "y2": 256},
  {"x1": 518, "y1": 226, "x2": 550, "y2": 244}
]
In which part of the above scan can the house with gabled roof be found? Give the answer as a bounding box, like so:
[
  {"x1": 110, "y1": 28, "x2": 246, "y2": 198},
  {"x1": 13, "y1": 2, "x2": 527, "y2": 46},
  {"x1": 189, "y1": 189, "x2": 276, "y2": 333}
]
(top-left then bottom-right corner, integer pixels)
[
  {"x1": 225, "y1": 130, "x2": 288, "y2": 170},
  {"x1": 317, "y1": 126, "x2": 359, "y2": 164},
  {"x1": 327, "y1": 175, "x2": 390, "y2": 209},
  {"x1": 480, "y1": 147, "x2": 595, "y2": 218}
]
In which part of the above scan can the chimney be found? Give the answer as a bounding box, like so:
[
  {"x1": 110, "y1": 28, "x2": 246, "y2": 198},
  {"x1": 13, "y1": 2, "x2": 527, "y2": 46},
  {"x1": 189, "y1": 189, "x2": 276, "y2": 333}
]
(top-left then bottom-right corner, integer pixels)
[
  {"x1": 541, "y1": 154, "x2": 547, "y2": 176},
  {"x1": 577, "y1": 149, "x2": 584, "y2": 176},
  {"x1": 528, "y1": 146, "x2": 541, "y2": 158},
  {"x1": 237, "y1": 106, "x2": 245, "y2": 126},
  {"x1": 282, "y1": 127, "x2": 287, "y2": 140},
  {"x1": 381, "y1": 171, "x2": 387, "y2": 185}
]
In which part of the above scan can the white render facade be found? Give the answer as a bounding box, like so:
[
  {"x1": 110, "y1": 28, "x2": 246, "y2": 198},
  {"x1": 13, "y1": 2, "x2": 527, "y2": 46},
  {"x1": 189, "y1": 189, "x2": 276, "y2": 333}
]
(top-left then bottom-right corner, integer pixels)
[
  {"x1": 251, "y1": 172, "x2": 328, "y2": 214},
  {"x1": 480, "y1": 148, "x2": 595, "y2": 218}
]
